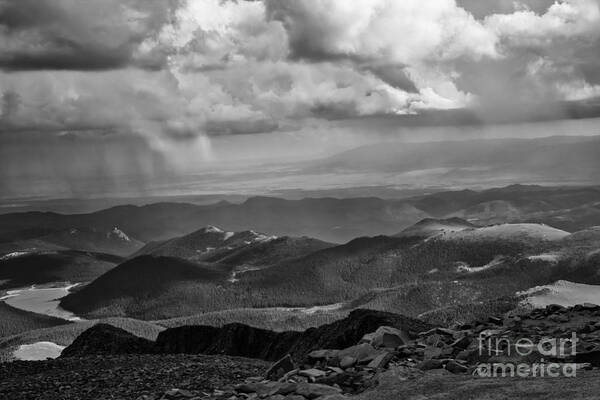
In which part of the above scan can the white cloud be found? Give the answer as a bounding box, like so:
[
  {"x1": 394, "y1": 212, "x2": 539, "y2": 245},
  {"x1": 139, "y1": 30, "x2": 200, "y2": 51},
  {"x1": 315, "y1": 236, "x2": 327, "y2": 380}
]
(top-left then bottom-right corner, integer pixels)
[
  {"x1": 2, "y1": 0, "x2": 600, "y2": 146},
  {"x1": 266, "y1": 0, "x2": 498, "y2": 63},
  {"x1": 485, "y1": 0, "x2": 600, "y2": 47}
]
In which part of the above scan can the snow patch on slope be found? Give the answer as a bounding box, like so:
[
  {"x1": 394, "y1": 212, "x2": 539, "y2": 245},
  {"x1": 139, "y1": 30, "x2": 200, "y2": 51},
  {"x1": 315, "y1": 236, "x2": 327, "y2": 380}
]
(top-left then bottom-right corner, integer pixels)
[
  {"x1": 456, "y1": 256, "x2": 505, "y2": 273},
  {"x1": 204, "y1": 225, "x2": 224, "y2": 233},
  {"x1": 109, "y1": 227, "x2": 131, "y2": 242},
  {"x1": 443, "y1": 223, "x2": 569, "y2": 242},
  {"x1": 0, "y1": 251, "x2": 30, "y2": 260},
  {"x1": 274, "y1": 303, "x2": 345, "y2": 315},
  {"x1": 13, "y1": 342, "x2": 65, "y2": 361},
  {"x1": 519, "y1": 280, "x2": 600, "y2": 308},
  {"x1": 228, "y1": 265, "x2": 262, "y2": 283},
  {"x1": 224, "y1": 231, "x2": 235, "y2": 240},
  {"x1": 248, "y1": 230, "x2": 277, "y2": 243},
  {"x1": 527, "y1": 253, "x2": 561, "y2": 263}
]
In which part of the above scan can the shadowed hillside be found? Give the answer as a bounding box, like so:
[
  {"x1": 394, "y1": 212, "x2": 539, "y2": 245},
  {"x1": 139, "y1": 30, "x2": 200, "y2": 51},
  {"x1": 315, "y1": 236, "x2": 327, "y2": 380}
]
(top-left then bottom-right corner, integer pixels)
[
  {"x1": 134, "y1": 226, "x2": 333, "y2": 266},
  {"x1": 0, "y1": 302, "x2": 69, "y2": 338},
  {"x1": 60, "y1": 256, "x2": 232, "y2": 319},
  {"x1": 0, "y1": 250, "x2": 121, "y2": 289}
]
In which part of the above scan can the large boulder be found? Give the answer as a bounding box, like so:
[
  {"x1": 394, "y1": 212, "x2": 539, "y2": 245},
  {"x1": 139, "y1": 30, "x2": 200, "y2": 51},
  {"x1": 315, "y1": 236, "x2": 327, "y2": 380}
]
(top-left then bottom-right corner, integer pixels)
[
  {"x1": 335, "y1": 343, "x2": 381, "y2": 366},
  {"x1": 295, "y1": 382, "x2": 343, "y2": 398},
  {"x1": 360, "y1": 326, "x2": 409, "y2": 349},
  {"x1": 265, "y1": 354, "x2": 296, "y2": 380}
]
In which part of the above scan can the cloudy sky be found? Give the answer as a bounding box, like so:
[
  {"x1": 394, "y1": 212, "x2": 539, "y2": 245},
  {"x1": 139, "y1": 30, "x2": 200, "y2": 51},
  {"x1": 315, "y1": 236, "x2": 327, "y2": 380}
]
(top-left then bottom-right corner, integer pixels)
[{"x1": 1, "y1": 0, "x2": 600, "y2": 200}]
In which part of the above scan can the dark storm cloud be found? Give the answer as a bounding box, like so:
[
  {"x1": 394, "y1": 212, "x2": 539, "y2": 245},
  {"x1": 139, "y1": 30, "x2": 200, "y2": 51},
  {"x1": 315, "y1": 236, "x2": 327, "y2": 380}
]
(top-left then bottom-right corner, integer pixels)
[
  {"x1": 366, "y1": 64, "x2": 418, "y2": 93},
  {"x1": 0, "y1": 90, "x2": 19, "y2": 120},
  {"x1": 576, "y1": 40, "x2": 600, "y2": 85},
  {"x1": 0, "y1": 44, "x2": 135, "y2": 72},
  {"x1": 0, "y1": 0, "x2": 176, "y2": 71},
  {"x1": 345, "y1": 97, "x2": 600, "y2": 126},
  {"x1": 456, "y1": 0, "x2": 555, "y2": 19},
  {"x1": 205, "y1": 119, "x2": 280, "y2": 136}
]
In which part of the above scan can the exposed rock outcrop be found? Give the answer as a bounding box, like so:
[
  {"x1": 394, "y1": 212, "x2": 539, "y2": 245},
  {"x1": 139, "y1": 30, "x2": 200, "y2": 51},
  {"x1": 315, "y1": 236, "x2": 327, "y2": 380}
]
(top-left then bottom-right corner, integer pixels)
[
  {"x1": 154, "y1": 309, "x2": 433, "y2": 362},
  {"x1": 215, "y1": 303, "x2": 600, "y2": 399},
  {"x1": 154, "y1": 322, "x2": 298, "y2": 360},
  {"x1": 60, "y1": 324, "x2": 155, "y2": 357}
]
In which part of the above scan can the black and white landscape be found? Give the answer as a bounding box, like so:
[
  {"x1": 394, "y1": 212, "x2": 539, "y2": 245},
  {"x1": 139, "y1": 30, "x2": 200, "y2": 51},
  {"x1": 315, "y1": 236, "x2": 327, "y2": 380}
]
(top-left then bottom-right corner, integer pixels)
[{"x1": 2, "y1": 1, "x2": 600, "y2": 399}]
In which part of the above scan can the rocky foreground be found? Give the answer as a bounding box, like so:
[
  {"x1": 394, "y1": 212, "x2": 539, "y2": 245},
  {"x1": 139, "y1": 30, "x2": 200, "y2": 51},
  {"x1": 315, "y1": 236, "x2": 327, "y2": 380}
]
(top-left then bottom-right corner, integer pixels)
[
  {"x1": 184, "y1": 303, "x2": 600, "y2": 400},
  {"x1": 3, "y1": 305, "x2": 600, "y2": 399},
  {"x1": 0, "y1": 354, "x2": 267, "y2": 400}
]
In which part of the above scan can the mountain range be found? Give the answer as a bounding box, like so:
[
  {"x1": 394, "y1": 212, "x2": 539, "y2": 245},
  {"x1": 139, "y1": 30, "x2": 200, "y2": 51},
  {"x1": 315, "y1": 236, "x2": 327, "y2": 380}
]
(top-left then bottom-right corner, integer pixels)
[
  {"x1": 1, "y1": 184, "x2": 599, "y2": 246},
  {"x1": 59, "y1": 218, "x2": 600, "y2": 324},
  {"x1": 133, "y1": 226, "x2": 332, "y2": 266},
  {"x1": 2, "y1": 183, "x2": 600, "y2": 364}
]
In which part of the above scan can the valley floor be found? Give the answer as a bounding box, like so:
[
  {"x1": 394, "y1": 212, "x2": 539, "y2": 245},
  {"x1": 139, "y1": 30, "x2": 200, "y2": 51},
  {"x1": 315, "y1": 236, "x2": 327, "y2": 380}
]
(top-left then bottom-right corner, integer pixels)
[{"x1": 1, "y1": 283, "x2": 82, "y2": 321}]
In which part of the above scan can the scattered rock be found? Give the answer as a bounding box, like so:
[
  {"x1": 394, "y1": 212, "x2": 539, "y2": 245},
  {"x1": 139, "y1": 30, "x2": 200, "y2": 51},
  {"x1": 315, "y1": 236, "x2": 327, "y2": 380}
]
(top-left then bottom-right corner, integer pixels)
[
  {"x1": 360, "y1": 326, "x2": 408, "y2": 349},
  {"x1": 478, "y1": 329, "x2": 503, "y2": 337},
  {"x1": 308, "y1": 349, "x2": 339, "y2": 361},
  {"x1": 450, "y1": 335, "x2": 471, "y2": 349},
  {"x1": 417, "y1": 359, "x2": 444, "y2": 370},
  {"x1": 266, "y1": 354, "x2": 296, "y2": 380},
  {"x1": 455, "y1": 349, "x2": 480, "y2": 363},
  {"x1": 549, "y1": 314, "x2": 570, "y2": 323},
  {"x1": 295, "y1": 382, "x2": 343, "y2": 398},
  {"x1": 336, "y1": 343, "x2": 380, "y2": 365},
  {"x1": 423, "y1": 346, "x2": 442, "y2": 359},
  {"x1": 546, "y1": 304, "x2": 566, "y2": 314},
  {"x1": 162, "y1": 388, "x2": 196, "y2": 399},
  {"x1": 299, "y1": 368, "x2": 328, "y2": 379},
  {"x1": 339, "y1": 356, "x2": 357, "y2": 369},
  {"x1": 367, "y1": 352, "x2": 393, "y2": 369},
  {"x1": 445, "y1": 360, "x2": 468, "y2": 374}
]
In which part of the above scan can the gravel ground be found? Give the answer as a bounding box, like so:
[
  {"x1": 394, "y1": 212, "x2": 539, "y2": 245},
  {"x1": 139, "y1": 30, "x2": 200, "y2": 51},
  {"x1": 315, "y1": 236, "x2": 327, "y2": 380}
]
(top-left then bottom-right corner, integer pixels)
[
  {"x1": 357, "y1": 368, "x2": 600, "y2": 400},
  {"x1": 0, "y1": 354, "x2": 268, "y2": 400}
]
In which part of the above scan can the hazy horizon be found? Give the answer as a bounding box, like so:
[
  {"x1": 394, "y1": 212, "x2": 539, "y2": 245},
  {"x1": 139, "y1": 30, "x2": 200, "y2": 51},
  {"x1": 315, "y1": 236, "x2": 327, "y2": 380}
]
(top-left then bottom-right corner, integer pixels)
[{"x1": 2, "y1": 0, "x2": 600, "y2": 203}]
